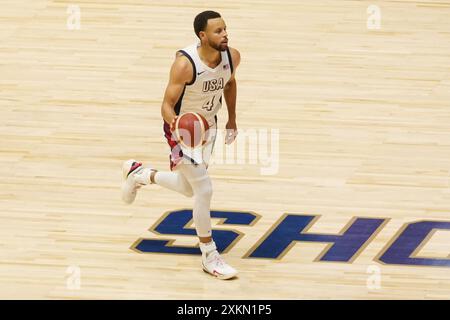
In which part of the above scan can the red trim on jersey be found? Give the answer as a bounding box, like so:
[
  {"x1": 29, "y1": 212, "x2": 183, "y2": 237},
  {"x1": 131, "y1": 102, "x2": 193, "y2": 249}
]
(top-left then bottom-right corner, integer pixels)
[{"x1": 163, "y1": 122, "x2": 183, "y2": 171}]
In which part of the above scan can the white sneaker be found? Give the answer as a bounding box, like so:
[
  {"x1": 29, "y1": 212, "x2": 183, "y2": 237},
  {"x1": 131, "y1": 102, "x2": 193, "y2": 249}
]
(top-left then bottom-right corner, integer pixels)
[
  {"x1": 200, "y1": 241, "x2": 238, "y2": 280},
  {"x1": 121, "y1": 159, "x2": 152, "y2": 204}
]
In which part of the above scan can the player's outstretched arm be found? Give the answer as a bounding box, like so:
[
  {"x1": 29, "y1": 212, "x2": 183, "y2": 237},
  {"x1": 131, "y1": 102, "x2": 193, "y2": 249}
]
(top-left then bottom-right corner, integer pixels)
[
  {"x1": 224, "y1": 47, "x2": 241, "y2": 144},
  {"x1": 161, "y1": 54, "x2": 193, "y2": 131}
]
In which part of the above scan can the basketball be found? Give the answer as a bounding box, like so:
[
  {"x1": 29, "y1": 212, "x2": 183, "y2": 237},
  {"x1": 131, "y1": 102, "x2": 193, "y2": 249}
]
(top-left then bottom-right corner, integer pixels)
[{"x1": 174, "y1": 112, "x2": 210, "y2": 148}]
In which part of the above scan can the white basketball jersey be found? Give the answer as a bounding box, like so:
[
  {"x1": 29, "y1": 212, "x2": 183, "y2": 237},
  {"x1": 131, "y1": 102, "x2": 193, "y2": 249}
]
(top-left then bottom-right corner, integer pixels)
[{"x1": 174, "y1": 42, "x2": 233, "y2": 127}]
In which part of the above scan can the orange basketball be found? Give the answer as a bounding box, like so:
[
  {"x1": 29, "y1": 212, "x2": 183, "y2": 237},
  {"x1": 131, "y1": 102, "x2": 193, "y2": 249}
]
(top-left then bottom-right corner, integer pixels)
[{"x1": 175, "y1": 112, "x2": 210, "y2": 148}]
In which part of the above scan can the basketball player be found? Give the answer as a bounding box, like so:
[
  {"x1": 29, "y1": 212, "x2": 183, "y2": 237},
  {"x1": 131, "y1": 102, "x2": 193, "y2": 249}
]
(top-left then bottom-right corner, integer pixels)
[{"x1": 121, "y1": 11, "x2": 241, "y2": 280}]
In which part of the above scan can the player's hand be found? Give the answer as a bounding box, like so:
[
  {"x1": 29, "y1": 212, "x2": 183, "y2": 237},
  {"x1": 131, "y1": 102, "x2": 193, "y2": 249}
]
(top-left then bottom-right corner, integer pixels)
[
  {"x1": 170, "y1": 116, "x2": 178, "y2": 132},
  {"x1": 225, "y1": 120, "x2": 238, "y2": 145}
]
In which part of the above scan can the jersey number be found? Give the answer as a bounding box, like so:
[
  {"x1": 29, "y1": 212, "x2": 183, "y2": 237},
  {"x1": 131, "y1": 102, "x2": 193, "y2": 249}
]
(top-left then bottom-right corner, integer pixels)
[{"x1": 202, "y1": 96, "x2": 216, "y2": 111}]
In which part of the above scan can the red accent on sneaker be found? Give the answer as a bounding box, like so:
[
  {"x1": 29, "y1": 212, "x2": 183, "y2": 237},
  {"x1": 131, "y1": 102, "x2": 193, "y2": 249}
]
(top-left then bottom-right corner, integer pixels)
[{"x1": 128, "y1": 162, "x2": 142, "y2": 177}]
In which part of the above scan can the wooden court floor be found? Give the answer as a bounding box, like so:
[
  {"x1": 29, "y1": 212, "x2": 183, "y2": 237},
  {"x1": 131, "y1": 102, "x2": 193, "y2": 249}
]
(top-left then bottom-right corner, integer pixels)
[{"x1": 1, "y1": 0, "x2": 449, "y2": 299}]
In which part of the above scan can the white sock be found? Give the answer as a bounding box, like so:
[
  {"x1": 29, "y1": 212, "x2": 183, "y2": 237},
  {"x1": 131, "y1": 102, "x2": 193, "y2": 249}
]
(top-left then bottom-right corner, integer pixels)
[
  {"x1": 199, "y1": 241, "x2": 217, "y2": 255},
  {"x1": 133, "y1": 167, "x2": 152, "y2": 185}
]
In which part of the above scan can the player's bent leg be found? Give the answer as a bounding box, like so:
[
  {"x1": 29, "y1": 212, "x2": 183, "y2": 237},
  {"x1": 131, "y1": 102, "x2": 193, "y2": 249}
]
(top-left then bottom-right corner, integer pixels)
[{"x1": 121, "y1": 159, "x2": 194, "y2": 204}]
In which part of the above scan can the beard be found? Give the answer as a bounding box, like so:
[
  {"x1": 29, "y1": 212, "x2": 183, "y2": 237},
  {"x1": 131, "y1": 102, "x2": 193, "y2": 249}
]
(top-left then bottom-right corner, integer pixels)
[{"x1": 208, "y1": 38, "x2": 228, "y2": 52}]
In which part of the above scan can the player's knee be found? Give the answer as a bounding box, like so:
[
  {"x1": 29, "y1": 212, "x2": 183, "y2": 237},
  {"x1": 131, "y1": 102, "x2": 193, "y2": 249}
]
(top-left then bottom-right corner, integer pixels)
[{"x1": 195, "y1": 180, "x2": 213, "y2": 200}]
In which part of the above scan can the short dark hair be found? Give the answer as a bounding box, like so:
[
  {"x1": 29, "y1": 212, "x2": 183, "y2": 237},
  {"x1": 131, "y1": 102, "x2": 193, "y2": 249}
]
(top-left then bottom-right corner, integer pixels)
[{"x1": 193, "y1": 11, "x2": 221, "y2": 38}]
